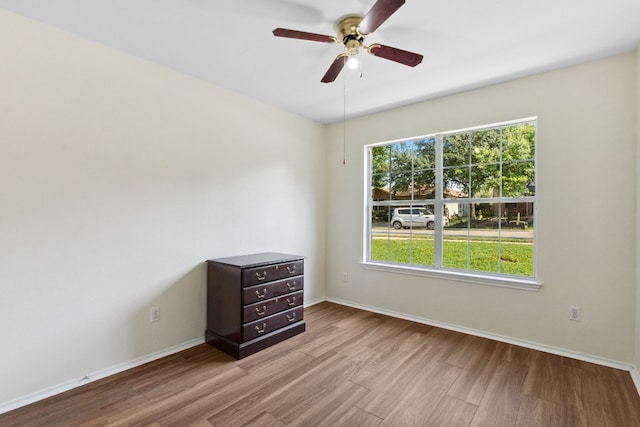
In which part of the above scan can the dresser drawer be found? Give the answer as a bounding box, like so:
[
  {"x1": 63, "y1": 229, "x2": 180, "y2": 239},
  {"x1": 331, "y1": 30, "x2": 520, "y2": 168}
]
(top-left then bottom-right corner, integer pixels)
[
  {"x1": 243, "y1": 291, "x2": 303, "y2": 323},
  {"x1": 242, "y1": 260, "x2": 304, "y2": 287},
  {"x1": 243, "y1": 277, "x2": 303, "y2": 305},
  {"x1": 243, "y1": 306, "x2": 303, "y2": 342}
]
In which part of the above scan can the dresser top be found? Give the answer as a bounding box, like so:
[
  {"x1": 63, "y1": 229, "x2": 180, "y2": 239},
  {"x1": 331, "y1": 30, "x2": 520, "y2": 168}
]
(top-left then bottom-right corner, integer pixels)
[{"x1": 207, "y1": 252, "x2": 304, "y2": 268}]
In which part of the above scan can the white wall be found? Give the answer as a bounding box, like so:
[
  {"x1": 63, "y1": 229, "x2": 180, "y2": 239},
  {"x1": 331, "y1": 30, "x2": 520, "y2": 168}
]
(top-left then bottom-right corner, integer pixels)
[
  {"x1": 0, "y1": 10, "x2": 326, "y2": 405},
  {"x1": 327, "y1": 53, "x2": 637, "y2": 364}
]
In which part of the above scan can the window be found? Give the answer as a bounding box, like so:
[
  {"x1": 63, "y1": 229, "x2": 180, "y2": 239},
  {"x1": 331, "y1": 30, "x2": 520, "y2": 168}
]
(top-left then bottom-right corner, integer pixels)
[{"x1": 366, "y1": 118, "x2": 536, "y2": 286}]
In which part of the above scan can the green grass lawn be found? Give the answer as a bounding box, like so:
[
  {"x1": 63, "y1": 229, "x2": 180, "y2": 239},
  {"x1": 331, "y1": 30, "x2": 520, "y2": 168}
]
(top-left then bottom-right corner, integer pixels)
[{"x1": 371, "y1": 236, "x2": 533, "y2": 277}]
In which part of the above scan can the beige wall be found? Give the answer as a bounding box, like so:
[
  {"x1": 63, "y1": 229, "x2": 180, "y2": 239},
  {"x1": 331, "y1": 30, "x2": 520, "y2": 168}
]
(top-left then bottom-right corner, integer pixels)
[
  {"x1": 327, "y1": 53, "x2": 637, "y2": 364},
  {"x1": 0, "y1": 10, "x2": 326, "y2": 404}
]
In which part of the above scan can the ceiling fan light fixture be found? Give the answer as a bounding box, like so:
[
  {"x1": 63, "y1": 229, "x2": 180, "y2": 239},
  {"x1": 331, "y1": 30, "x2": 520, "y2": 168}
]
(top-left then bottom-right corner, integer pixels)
[{"x1": 347, "y1": 55, "x2": 360, "y2": 70}]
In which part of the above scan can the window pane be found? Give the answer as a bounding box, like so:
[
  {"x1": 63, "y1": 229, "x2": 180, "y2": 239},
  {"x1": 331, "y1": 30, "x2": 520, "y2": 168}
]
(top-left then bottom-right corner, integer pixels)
[
  {"x1": 371, "y1": 205, "x2": 392, "y2": 225},
  {"x1": 389, "y1": 142, "x2": 415, "y2": 200},
  {"x1": 443, "y1": 211, "x2": 469, "y2": 270},
  {"x1": 443, "y1": 202, "x2": 463, "y2": 227},
  {"x1": 412, "y1": 167, "x2": 436, "y2": 199},
  {"x1": 443, "y1": 133, "x2": 470, "y2": 167},
  {"x1": 503, "y1": 123, "x2": 535, "y2": 161},
  {"x1": 371, "y1": 173, "x2": 390, "y2": 201},
  {"x1": 370, "y1": 205, "x2": 391, "y2": 263},
  {"x1": 499, "y1": 201, "x2": 533, "y2": 276},
  {"x1": 443, "y1": 133, "x2": 471, "y2": 198},
  {"x1": 470, "y1": 237, "x2": 500, "y2": 273},
  {"x1": 371, "y1": 146, "x2": 392, "y2": 201},
  {"x1": 370, "y1": 204, "x2": 435, "y2": 267},
  {"x1": 372, "y1": 145, "x2": 392, "y2": 174},
  {"x1": 470, "y1": 164, "x2": 500, "y2": 198},
  {"x1": 444, "y1": 166, "x2": 469, "y2": 199},
  {"x1": 502, "y1": 161, "x2": 535, "y2": 197},
  {"x1": 415, "y1": 138, "x2": 436, "y2": 169},
  {"x1": 471, "y1": 129, "x2": 501, "y2": 165}
]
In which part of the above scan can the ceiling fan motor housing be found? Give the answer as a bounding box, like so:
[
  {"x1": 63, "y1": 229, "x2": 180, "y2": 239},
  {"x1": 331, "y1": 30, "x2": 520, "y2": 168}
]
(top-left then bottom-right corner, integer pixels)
[{"x1": 335, "y1": 14, "x2": 365, "y2": 55}]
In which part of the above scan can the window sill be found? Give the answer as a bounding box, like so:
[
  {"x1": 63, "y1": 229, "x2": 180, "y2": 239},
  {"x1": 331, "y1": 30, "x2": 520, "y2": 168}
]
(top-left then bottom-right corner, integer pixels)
[{"x1": 361, "y1": 261, "x2": 542, "y2": 291}]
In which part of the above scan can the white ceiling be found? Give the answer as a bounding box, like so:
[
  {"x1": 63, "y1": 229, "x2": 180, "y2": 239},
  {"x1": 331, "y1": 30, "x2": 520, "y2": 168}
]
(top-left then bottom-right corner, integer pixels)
[{"x1": 1, "y1": 0, "x2": 639, "y2": 124}]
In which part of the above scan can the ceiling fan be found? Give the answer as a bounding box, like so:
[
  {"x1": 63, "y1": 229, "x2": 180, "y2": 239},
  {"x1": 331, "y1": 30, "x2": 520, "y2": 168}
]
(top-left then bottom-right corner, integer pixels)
[{"x1": 273, "y1": 0, "x2": 423, "y2": 83}]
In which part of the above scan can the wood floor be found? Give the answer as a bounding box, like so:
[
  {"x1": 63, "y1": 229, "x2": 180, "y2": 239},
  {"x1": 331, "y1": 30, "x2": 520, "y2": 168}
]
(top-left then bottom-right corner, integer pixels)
[{"x1": 2, "y1": 302, "x2": 640, "y2": 426}]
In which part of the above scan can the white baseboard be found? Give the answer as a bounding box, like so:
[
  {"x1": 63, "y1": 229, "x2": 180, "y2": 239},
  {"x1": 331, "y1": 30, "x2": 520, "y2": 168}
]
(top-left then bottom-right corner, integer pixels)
[
  {"x1": 303, "y1": 296, "x2": 326, "y2": 308},
  {"x1": 324, "y1": 297, "x2": 639, "y2": 379},
  {"x1": 0, "y1": 337, "x2": 205, "y2": 415},
  {"x1": 631, "y1": 367, "x2": 640, "y2": 397}
]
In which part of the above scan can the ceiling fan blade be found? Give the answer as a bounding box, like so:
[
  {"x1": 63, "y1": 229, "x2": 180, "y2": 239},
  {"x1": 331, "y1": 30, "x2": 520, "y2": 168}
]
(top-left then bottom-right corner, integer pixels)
[
  {"x1": 368, "y1": 44, "x2": 423, "y2": 67},
  {"x1": 272, "y1": 28, "x2": 336, "y2": 43},
  {"x1": 358, "y1": 0, "x2": 405, "y2": 35},
  {"x1": 321, "y1": 54, "x2": 348, "y2": 83}
]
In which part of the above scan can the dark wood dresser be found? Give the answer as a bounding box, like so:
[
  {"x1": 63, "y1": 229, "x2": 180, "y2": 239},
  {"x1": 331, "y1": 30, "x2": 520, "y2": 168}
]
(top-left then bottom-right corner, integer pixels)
[{"x1": 205, "y1": 252, "x2": 305, "y2": 359}]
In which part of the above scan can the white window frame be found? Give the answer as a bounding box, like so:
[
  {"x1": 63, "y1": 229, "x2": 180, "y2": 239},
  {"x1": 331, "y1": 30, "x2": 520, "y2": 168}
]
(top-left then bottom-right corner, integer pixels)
[{"x1": 363, "y1": 118, "x2": 540, "y2": 291}]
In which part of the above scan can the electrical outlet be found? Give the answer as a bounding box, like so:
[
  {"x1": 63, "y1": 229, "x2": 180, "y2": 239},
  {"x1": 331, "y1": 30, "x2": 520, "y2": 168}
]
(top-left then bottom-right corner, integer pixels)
[
  {"x1": 150, "y1": 306, "x2": 161, "y2": 323},
  {"x1": 569, "y1": 306, "x2": 581, "y2": 321},
  {"x1": 342, "y1": 272, "x2": 349, "y2": 282}
]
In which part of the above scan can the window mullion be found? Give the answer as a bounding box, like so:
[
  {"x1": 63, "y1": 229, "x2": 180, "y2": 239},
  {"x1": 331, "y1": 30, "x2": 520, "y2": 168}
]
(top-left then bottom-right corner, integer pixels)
[{"x1": 434, "y1": 134, "x2": 443, "y2": 268}]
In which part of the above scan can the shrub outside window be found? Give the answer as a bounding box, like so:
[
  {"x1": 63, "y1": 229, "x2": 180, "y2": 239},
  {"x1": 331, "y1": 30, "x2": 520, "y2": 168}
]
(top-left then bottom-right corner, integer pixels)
[{"x1": 366, "y1": 118, "x2": 536, "y2": 283}]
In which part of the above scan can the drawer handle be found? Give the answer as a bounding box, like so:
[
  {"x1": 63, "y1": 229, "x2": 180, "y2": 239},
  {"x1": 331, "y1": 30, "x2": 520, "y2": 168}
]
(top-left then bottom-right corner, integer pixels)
[
  {"x1": 286, "y1": 313, "x2": 296, "y2": 323},
  {"x1": 256, "y1": 271, "x2": 267, "y2": 281},
  {"x1": 286, "y1": 265, "x2": 297, "y2": 274},
  {"x1": 255, "y1": 289, "x2": 267, "y2": 299},
  {"x1": 255, "y1": 306, "x2": 267, "y2": 316},
  {"x1": 286, "y1": 296, "x2": 296, "y2": 306},
  {"x1": 255, "y1": 323, "x2": 267, "y2": 334},
  {"x1": 286, "y1": 281, "x2": 296, "y2": 291}
]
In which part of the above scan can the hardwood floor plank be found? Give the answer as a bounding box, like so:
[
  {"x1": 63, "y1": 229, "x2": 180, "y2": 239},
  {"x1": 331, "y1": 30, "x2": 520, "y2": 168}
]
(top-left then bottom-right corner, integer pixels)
[
  {"x1": 241, "y1": 412, "x2": 285, "y2": 427},
  {"x1": 355, "y1": 345, "x2": 443, "y2": 418},
  {"x1": 328, "y1": 407, "x2": 382, "y2": 427},
  {"x1": 515, "y1": 395, "x2": 583, "y2": 427},
  {"x1": 522, "y1": 351, "x2": 564, "y2": 403},
  {"x1": 263, "y1": 347, "x2": 381, "y2": 424},
  {"x1": 309, "y1": 311, "x2": 391, "y2": 357},
  {"x1": 347, "y1": 345, "x2": 418, "y2": 390},
  {"x1": 362, "y1": 316, "x2": 416, "y2": 353},
  {"x1": 378, "y1": 359, "x2": 461, "y2": 426},
  {"x1": 560, "y1": 363, "x2": 610, "y2": 425},
  {"x1": 596, "y1": 366, "x2": 640, "y2": 426},
  {"x1": 503, "y1": 343, "x2": 535, "y2": 367},
  {"x1": 1, "y1": 302, "x2": 639, "y2": 427},
  {"x1": 106, "y1": 366, "x2": 247, "y2": 426},
  {"x1": 424, "y1": 395, "x2": 477, "y2": 427},
  {"x1": 285, "y1": 380, "x2": 370, "y2": 427},
  {"x1": 237, "y1": 335, "x2": 316, "y2": 374},
  {"x1": 296, "y1": 323, "x2": 370, "y2": 358},
  {"x1": 446, "y1": 341, "x2": 509, "y2": 405},
  {"x1": 468, "y1": 361, "x2": 528, "y2": 427},
  {"x1": 445, "y1": 334, "x2": 496, "y2": 368},
  {"x1": 159, "y1": 350, "x2": 321, "y2": 426},
  {"x1": 206, "y1": 351, "x2": 346, "y2": 426},
  {"x1": 325, "y1": 315, "x2": 390, "y2": 357},
  {"x1": 414, "y1": 327, "x2": 471, "y2": 368}
]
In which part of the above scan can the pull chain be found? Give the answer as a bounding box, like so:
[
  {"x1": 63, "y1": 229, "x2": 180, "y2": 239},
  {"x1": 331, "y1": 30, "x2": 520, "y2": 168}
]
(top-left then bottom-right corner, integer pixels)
[{"x1": 343, "y1": 67, "x2": 347, "y2": 165}]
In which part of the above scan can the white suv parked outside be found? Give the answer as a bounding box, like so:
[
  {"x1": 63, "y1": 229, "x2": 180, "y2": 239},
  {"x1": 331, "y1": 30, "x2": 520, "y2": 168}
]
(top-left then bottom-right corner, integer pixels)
[{"x1": 391, "y1": 207, "x2": 448, "y2": 230}]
